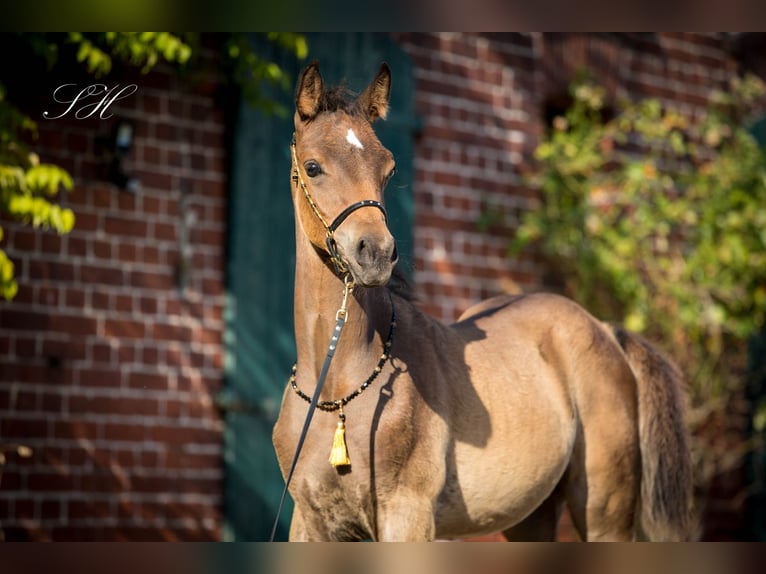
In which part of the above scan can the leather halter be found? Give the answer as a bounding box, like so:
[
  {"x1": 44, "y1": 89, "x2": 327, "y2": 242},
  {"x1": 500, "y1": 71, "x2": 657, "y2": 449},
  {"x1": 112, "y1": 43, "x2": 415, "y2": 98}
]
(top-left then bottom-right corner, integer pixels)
[{"x1": 291, "y1": 137, "x2": 388, "y2": 276}]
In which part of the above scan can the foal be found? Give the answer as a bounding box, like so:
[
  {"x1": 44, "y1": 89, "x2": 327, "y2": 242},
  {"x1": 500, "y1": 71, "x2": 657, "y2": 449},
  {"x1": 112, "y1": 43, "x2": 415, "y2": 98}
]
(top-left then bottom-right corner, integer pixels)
[{"x1": 272, "y1": 62, "x2": 694, "y2": 541}]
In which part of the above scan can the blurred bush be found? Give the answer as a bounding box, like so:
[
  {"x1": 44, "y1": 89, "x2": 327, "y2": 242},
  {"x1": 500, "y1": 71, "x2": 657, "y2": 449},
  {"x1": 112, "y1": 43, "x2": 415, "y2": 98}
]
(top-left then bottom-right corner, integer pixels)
[{"x1": 512, "y1": 71, "x2": 766, "y2": 494}]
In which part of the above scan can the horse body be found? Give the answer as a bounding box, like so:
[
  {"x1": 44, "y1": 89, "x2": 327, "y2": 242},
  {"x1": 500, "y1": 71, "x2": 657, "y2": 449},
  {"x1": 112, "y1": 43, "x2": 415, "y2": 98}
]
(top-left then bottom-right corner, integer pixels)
[{"x1": 272, "y1": 62, "x2": 694, "y2": 541}]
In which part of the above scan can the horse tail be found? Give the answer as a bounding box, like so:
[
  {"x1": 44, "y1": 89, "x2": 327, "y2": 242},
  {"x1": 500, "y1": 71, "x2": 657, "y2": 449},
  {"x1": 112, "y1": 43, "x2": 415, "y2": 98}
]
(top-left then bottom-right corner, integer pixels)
[{"x1": 609, "y1": 324, "x2": 697, "y2": 541}]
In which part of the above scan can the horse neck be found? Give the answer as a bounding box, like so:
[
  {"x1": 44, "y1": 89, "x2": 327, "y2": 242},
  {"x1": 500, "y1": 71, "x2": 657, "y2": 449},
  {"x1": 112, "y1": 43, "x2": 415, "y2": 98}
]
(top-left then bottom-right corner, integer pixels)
[{"x1": 293, "y1": 231, "x2": 391, "y2": 399}]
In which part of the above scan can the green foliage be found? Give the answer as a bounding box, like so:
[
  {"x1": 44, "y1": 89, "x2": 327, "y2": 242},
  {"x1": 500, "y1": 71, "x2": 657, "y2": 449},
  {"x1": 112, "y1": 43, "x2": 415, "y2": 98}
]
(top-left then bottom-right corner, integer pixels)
[
  {"x1": 69, "y1": 32, "x2": 192, "y2": 77},
  {"x1": 224, "y1": 33, "x2": 308, "y2": 116},
  {"x1": 0, "y1": 84, "x2": 75, "y2": 300},
  {"x1": 512, "y1": 73, "x2": 766, "y2": 479}
]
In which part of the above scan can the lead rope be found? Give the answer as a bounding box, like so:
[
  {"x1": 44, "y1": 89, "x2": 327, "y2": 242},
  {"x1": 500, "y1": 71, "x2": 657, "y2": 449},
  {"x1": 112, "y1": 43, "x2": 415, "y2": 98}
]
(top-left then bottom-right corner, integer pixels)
[{"x1": 269, "y1": 275, "x2": 355, "y2": 542}]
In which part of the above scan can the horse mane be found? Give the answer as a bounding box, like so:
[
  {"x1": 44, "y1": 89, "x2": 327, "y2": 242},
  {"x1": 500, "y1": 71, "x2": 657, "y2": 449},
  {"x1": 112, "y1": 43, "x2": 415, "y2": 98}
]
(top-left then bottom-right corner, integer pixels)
[
  {"x1": 318, "y1": 86, "x2": 365, "y2": 118},
  {"x1": 387, "y1": 264, "x2": 415, "y2": 301}
]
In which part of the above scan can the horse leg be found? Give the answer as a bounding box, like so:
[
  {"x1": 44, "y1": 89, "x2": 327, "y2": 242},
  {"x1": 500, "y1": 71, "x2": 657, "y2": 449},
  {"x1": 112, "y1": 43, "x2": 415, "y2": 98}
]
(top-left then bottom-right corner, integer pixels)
[
  {"x1": 376, "y1": 492, "x2": 436, "y2": 541},
  {"x1": 564, "y1": 416, "x2": 640, "y2": 541},
  {"x1": 502, "y1": 482, "x2": 566, "y2": 541},
  {"x1": 288, "y1": 504, "x2": 310, "y2": 541}
]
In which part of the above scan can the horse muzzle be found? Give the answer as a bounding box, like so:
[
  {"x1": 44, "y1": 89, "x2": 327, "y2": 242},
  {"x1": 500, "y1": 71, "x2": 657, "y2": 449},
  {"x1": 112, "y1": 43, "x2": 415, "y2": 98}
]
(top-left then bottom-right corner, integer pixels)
[{"x1": 336, "y1": 230, "x2": 398, "y2": 287}]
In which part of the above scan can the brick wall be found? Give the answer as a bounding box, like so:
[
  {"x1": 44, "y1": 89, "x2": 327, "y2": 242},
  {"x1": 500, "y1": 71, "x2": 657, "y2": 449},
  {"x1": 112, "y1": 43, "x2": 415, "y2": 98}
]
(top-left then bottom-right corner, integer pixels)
[
  {"x1": 0, "y1": 52, "x2": 227, "y2": 540},
  {"x1": 395, "y1": 32, "x2": 743, "y2": 324},
  {"x1": 393, "y1": 32, "x2": 545, "y2": 321}
]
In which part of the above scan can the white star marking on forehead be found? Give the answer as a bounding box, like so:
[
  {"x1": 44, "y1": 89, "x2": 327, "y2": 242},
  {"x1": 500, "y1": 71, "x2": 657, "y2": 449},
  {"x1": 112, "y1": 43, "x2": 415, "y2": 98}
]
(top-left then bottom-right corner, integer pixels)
[{"x1": 346, "y1": 128, "x2": 364, "y2": 150}]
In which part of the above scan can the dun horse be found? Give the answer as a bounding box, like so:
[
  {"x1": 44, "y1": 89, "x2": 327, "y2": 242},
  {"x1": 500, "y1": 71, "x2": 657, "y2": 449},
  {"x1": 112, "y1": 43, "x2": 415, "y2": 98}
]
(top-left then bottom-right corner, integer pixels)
[{"x1": 272, "y1": 62, "x2": 694, "y2": 541}]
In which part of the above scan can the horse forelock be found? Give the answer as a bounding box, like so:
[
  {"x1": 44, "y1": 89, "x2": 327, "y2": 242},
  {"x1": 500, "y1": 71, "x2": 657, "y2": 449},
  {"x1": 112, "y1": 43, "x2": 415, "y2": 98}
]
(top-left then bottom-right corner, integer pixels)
[{"x1": 318, "y1": 86, "x2": 366, "y2": 118}]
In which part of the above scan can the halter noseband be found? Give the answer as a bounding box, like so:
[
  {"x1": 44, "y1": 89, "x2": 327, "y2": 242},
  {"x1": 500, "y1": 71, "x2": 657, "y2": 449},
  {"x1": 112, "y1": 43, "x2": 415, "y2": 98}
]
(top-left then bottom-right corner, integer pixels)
[{"x1": 291, "y1": 137, "x2": 388, "y2": 276}]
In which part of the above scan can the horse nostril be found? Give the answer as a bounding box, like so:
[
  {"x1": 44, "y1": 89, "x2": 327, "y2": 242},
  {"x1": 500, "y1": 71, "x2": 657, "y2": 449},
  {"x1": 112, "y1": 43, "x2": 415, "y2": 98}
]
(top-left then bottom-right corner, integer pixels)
[
  {"x1": 356, "y1": 238, "x2": 372, "y2": 265},
  {"x1": 354, "y1": 235, "x2": 396, "y2": 268}
]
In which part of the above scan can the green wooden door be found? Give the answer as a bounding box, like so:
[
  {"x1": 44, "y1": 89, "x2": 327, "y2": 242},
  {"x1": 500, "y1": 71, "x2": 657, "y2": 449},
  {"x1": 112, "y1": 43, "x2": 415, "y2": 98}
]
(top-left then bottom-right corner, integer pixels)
[{"x1": 221, "y1": 33, "x2": 417, "y2": 541}]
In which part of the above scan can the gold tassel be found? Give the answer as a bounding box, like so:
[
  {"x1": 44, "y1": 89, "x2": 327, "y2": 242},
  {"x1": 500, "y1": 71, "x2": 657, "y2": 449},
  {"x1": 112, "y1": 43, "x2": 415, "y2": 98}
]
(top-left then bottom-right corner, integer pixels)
[{"x1": 329, "y1": 409, "x2": 351, "y2": 468}]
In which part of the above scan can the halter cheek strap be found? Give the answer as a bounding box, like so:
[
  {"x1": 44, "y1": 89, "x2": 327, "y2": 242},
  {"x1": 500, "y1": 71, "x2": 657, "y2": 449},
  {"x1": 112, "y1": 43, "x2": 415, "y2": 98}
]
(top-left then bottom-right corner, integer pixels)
[{"x1": 291, "y1": 137, "x2": 388, "y2": 276}]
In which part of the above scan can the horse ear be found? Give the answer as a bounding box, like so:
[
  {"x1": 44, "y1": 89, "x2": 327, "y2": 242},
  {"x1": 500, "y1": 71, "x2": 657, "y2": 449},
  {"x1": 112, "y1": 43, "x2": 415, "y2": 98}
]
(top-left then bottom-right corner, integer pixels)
[
  {"x1": 295, "y1": 61, "x2": 324, "y2": 121},
  {"x1": 358, "y1": 63, "x2": 391, "y2": 122}
]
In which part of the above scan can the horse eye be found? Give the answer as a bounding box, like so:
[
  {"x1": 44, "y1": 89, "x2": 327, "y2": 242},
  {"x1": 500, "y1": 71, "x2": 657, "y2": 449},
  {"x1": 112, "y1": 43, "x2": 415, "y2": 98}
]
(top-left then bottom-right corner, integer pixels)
[{"x1": 304, "y1": 161, "x2": 322, "y2": 178}]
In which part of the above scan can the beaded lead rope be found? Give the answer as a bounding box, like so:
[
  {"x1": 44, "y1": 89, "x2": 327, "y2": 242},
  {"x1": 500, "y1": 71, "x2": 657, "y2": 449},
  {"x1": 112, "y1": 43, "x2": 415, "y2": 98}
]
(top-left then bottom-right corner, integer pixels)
[
  {"x1": 289, "y1": 293, "x2": 397, "y2": 413},
  {"x1": 290, "y1": 292, "x2": 396, "y2": 468}
]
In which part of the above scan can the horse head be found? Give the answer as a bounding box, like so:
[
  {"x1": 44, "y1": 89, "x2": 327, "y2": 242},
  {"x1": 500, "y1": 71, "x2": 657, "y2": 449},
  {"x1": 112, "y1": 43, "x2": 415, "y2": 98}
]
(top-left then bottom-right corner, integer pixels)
[{"x1": 291, "y1": 61, "x2": 398, "y2": 287}]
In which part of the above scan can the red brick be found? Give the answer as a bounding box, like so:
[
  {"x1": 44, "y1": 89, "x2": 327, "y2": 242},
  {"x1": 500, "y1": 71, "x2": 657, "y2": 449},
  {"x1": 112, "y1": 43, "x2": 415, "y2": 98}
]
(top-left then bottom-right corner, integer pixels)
[
  {"x1": 126, "y1": 371, "x2": 169, "y2": 391},
  {"x1": 138, "y1": 296, "x2": 158, "y2": 315},
  {"x1": 164, "y1": 197, "x2": 180, "y2": 216},
  {"x1": 140, "y1": 171, "x2": 173, "y2": 191},
  {"x1": 0, "y1": 417, "x2": 48, "y2": 439},
  {"x1": 200, "y1": 129, "x2": 224, "y2": 148},
  {"x1": 197, "y1": 228, "x2": 224, "y2": 247},
  {"x1": 92, "y1": 239, "x2": 112, "y2": 259},
  {"x1": 67, "y1": 499, "x2": 112, "y2": 520},
  {"x1": 14, "y1": 336, "x2": 38, "y2": 358},
  {"x1": 152, "y1": 222, "x2": 176, "y2": 241},
  {"x1": 85, "y1": 185, "x2": 112, "y2": 209},
  {"x1": 142, "y1": 195, "x2": 161, "y2": 214},
  {"x1": 148, "y1": 424, "x2": 220, "y2": 445},
  {"x1": 0, "y1": 471, "x2": 21, "y2": 489},
  {"x1": 12, "y1": 388, "x2": 38, "y2": 409},
  {"x1": 102, "y1": 422, "x2": 146, "y2": 442},
  {"x1": 141, "y1": 345, "x2": 160, "y2": 364},
  {"x1": 117, "y1": 344, "x2": 137, "y2": 363},
  {"x1": 77, "y1": 367, "x2": 122, "y2": 387},
  {"x1": 81, "y1": 264, "x2": 127, "y2": 286},
  {"x1": 63, "y1": 287, "x2": 87, "y2": 309},
  {"x1": 13, "y1": 498, "x2": 35, "y2": 519},
  {"x1": 129, "y1": 269, "x2": 173, "y2": 290},
  {"x1": 90, "y1": 341, "x2": 113, "y2": 362},
  {"x1": 40, "y1": 232, "x2": 64, "y2": 254},
  {"x1": 150, "y1": 322, "x2": 189, "y2": 342},
  {"x1": 113, "y1": 294, "x2": 133, "y2": 313},
  {"x1": 78, "y1": 472, "x2": 125, "y2": 492},
  {"x1": 103, "y1": 319, "x2": 147, "y2": 339},
  {"x1": 201, "y1": 278, "x2": 223, "y2": 296},
  {"x1": 104, "y1": 216, "x2": 148, "y2": 238},
  {"x1": 116, "y1": 191, "x2": 138, "y2": 212},
  {"x1": 40, "y1": 498, "x2": 64, "y2": 520},
  {"x1": 28, "y1": 260, "x2": 76, "y2": 282},
  {"x1": 117, "y1": 243, "x2": 139, "y2": 262},
  {"x1": 27, "y1": 472, "x2": 79, "y2": 491},
  {"x1": 141, "y1": 143, "x2": 163, "y2": 165},
  {"x1": 72, "y1": 211, "x2": 100, "y2": 232},
  {"x1": 8, "y1": 228, "x2": 38, "y2": 250},
  {"x1": 47, "y1": 313, "x2": 98, "y2": 336},
  {"x1": 139, "y1": 450, "x2": 160, "y2": 468},
  {"x1": 141, "y1": 245, "x2": 161, "y2": 265},
  {"x1": 0, "y1": 385, "x2": 12, "y2": 409},
  {"x1": 91, "y1": 291, "x2": 110, "y2": 310},
  {"x1": 40, "y1": 391, "x2": 64, "y2": 412},
  {"x1": 197, "y1": 179, "x2": 224, "y2": 198}
]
